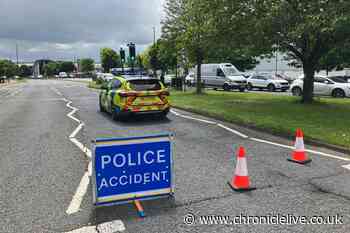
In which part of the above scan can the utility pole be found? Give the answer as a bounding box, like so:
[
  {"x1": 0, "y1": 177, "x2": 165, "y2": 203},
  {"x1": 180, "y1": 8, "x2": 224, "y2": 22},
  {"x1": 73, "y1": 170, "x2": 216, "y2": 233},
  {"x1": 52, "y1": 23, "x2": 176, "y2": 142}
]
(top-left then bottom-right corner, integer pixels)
[
  {"x1": 16, "y1": 43, "x2": 19, "y2": 66},
  {"x1": 153, "y1": 27, "x2": 155, "y2": 45},
  {"x1": 275, "y1": 40, "x2": 279, "y2": 76}
]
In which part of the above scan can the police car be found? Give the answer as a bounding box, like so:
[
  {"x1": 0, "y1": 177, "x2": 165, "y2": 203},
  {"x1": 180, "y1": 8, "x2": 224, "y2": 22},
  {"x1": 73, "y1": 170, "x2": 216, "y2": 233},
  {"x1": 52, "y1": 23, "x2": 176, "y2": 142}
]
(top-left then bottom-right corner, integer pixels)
[{"x1": 99, "y1": 76, "x2": 170, "y2": 120}]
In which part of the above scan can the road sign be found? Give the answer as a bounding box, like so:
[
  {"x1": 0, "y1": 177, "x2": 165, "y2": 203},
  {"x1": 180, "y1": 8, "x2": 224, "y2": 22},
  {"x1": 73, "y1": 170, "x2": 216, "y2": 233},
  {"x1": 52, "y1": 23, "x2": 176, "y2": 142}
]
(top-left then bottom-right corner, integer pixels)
[{"x1": 92, "y1": 133, "x2": 173, "y2": 206}]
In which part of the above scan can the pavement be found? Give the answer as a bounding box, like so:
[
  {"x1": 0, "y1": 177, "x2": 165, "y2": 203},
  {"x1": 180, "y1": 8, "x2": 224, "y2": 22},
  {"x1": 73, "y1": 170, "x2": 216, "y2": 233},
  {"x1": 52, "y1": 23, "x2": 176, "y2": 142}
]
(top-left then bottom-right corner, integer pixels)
[{"x1": 1, "y1": 79, "x2": 350, "y2": 233}]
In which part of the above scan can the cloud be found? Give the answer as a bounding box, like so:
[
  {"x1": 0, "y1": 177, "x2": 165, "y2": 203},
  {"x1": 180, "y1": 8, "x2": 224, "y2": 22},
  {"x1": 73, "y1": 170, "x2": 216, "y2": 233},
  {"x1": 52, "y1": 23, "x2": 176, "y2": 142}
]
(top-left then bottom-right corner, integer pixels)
[{"x1": 0, "y1": 0, "x2": 165, "y2": 62}]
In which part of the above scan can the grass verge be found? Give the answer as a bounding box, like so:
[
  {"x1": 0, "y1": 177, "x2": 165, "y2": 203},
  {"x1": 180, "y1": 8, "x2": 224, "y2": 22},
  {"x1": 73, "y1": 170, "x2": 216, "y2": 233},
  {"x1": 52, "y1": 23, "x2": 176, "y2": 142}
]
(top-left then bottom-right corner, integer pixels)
[
  {"x1": 170, "y1": 90, "x2": 350, "y2": 150},
  {"x1": 88, "y1": 81, "x2": 103, "y2": 89}
]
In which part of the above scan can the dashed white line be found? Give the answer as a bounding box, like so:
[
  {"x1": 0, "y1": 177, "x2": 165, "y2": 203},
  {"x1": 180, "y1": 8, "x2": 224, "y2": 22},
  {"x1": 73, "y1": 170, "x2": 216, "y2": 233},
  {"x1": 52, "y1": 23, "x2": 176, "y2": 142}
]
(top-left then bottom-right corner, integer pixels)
[{"x1": 342, "y1": 164, "x2": 350, "y2": 170}]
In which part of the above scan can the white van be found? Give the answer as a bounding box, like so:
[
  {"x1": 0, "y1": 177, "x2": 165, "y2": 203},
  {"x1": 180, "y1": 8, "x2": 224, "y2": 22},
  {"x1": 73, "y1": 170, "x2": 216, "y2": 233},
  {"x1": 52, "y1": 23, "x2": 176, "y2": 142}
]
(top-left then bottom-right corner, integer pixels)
[{"x1": 195, "y1": 63, "x2": 247, "y2": 91}]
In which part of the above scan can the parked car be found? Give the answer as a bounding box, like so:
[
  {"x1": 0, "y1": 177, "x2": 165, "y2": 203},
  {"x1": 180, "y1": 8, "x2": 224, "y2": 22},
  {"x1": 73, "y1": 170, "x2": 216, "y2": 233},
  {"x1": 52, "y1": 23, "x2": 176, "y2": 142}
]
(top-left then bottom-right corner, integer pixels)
[
  {"x1": 164, "y1": 74, "x2": 175, "y2": 86},
  {"x1": 0, "y1": 76, "x2": 6, "y2": 83},
  {"x1": 97, "y1": 73, "x2": 115, "y2": 82},
  {"x1": 290, "y1": 75, "x2": 350, "y2": 98},
  {"x1": 185, "y1": 73, "x2": 195, "y2": 86},
  {"x1": 328, "y1": 76, "x2": 350, "y2": 84},
  {"x1": 59, "y1": 72, "x2": 68, "y2": 78},
  {"x1": 194, "y1": 63, "x2": 247, "y2": 91},
  {"x1": 247, "y1": 73, "x2": 290, "y2": 92},
  {"x1": 99, "y1": 76, "x2": 170, "y2": 120}
]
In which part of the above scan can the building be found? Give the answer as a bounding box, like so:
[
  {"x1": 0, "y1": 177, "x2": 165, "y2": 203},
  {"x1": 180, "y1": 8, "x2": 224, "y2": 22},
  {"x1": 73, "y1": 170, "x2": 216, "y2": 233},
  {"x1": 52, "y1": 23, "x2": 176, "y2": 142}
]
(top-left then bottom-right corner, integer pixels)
[{"x1": 33, "y1": 59, "x2": 52, "y2": 78}]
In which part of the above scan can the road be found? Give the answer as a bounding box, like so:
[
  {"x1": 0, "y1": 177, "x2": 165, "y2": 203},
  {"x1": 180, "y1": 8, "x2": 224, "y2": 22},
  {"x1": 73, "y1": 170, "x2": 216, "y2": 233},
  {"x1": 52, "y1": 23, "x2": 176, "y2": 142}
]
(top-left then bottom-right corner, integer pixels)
[{"x1": 1, "y1": 79, "x2": 350, "y2": 233}]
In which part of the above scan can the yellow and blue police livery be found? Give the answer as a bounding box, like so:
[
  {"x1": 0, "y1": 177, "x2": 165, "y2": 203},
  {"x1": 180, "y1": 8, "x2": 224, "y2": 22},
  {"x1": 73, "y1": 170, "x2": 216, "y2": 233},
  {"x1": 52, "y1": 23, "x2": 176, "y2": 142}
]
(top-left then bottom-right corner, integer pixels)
[{"x1": 99, "y1": 76, "x2": 170, "y2": 120}]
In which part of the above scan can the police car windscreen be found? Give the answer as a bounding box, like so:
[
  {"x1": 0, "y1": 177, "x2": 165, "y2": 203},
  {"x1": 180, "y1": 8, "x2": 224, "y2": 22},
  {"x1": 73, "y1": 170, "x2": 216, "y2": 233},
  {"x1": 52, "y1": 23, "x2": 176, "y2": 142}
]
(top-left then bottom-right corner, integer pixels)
[{"x1": 129, "y1": 79, "x2": 162, "y2": 91}]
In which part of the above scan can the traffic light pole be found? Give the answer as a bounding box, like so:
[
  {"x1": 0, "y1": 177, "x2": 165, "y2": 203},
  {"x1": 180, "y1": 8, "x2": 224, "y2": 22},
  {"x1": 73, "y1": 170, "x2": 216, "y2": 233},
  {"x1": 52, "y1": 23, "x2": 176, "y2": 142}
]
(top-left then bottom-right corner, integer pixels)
[{"x1": 127, "y1": 43, "x2": 136, "y2": 74}]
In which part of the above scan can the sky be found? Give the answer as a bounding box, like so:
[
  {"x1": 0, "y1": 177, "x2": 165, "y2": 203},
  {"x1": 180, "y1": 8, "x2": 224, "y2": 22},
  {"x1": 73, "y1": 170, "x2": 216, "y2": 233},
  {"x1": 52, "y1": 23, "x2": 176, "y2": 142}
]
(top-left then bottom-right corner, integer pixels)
[{"x1": 0, "y1": 0, "x2": 165, "y2": 62}]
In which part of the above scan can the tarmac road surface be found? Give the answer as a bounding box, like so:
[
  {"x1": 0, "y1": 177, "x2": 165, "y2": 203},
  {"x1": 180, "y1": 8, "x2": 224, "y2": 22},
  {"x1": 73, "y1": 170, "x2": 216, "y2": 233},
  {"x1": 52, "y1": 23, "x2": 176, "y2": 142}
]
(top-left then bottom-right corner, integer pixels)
[{"x1": 1, "y1": 79, "x2": 350, "y2": 233}]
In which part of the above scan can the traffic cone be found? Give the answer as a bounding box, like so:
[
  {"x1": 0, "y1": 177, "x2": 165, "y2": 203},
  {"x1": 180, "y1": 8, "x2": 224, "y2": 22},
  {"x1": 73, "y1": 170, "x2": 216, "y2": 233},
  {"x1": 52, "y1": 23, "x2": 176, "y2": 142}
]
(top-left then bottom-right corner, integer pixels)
[
  {"x1": 287, "y1": 128, "x2": 312, "y2": 165},
  {"x1": 228, "y1": 146, "x2": 256, "y2": 192}
]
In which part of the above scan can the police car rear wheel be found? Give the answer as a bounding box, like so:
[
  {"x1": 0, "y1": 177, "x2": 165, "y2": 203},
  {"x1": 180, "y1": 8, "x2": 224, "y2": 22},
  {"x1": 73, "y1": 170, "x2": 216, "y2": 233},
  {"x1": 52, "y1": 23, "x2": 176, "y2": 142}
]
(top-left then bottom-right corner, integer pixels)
[
  {"x1": 160, "y1": 109, "x2": 169, "y2": 119},
  {"x1": 99, "y1": 97, "x2": 105, "y2": 112},
  {"x1": 112, "y1": 110, "x2": 120, "y2": 121}
]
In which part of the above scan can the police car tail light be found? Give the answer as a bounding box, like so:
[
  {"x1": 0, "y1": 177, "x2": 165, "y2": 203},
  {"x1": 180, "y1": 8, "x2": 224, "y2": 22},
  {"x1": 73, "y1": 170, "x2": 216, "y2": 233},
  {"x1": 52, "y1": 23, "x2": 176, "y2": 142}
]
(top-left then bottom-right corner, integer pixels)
[{"x1": 159, "y1": 91, "x2": 169, "y2": 103}]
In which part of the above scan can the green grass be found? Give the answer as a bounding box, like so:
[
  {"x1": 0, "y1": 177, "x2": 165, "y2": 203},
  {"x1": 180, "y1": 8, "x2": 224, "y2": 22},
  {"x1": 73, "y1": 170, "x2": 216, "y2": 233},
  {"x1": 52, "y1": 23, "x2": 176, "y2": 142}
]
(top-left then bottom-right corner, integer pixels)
[
  {"x1": 170, "y1": 90, "x2": 350, "y2": 149},
  {"x1": 88, "y1": 81, "x2": 103, "y2": 89}
]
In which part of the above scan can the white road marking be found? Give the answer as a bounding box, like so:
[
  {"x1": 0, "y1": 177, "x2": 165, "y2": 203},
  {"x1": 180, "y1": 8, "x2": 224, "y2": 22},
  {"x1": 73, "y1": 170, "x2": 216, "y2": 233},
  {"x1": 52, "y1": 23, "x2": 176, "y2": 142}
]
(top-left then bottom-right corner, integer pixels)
[
  {"x1": 97, "y1": 220, "x2": 126, "y2": 233},
  {"x1": 251, "y1": 138, "x2": 293, "y2": 150},
  {"x1": 217, "y1": 123, "x2": 249, "y2": 139},
  {"x1": 88, "y1": 161, "x2": 92, "y2": 176},
  {"x1": 304, "y1": 148, "x2": 350, "y2": 161},
  {"x1": 66, "y1": 171, "x2": 90, "y2": 215},
  {"x1": 342, "y1": 164, "x2": 350, "y2": 170},
  {"x1": 179, "y1": 114, "x2": 217, "y2": 125},
  {"x1": 9, "y1": 88, "x2": 22, "y2": 97},
  {"x1": 251, "y1": 138, "x2": 350, "y2": 161},
  {"x1": 65, "y1": 225, "x2": 96, "y2": 233},
  {"x1": 50, "y1": 87, "x2": 63, "y2": 96},
  {"x1": 170, "y1": 109, "x2": 180, "y2": 116},
  {"x1": 171, "y1": 109, "x2": 248, "y2": 138},
  {"x1": 171, "y1": 109, "x2": 348, "y2": 161},
  {"x1": 70, "y1": 123, "x2": 84, "y2": 138},
  {"x1": 70, "y1": 137, "x2": 92, "y2": 159},
  {"x1": 65, "y1": 220, "x2": 126, "y2": 233},
  {"x1": 63, "y1": 99, "x2": 93, "y2": 215},
  {"x1": 67, "y1": 103, "x2": 81, "y2": 123}
]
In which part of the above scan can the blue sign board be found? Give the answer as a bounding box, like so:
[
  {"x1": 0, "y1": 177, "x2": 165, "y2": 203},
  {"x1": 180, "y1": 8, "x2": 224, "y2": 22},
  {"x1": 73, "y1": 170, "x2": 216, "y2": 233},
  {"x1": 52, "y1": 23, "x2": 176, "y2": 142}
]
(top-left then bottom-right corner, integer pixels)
[{"x1": 92, "y1": 133, "x2": 173, "y2": 205}]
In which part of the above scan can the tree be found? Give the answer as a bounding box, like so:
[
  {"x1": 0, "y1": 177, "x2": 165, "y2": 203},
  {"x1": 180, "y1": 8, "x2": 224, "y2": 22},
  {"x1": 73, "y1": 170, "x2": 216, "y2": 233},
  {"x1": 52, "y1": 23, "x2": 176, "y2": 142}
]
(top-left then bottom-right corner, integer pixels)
[
  {"x1": 0, "y1": 60, "x2": 18, "y2": 77},
  {"x1": 18, "y1": 65, "x2": 32, "y2": 77},
  {"x1": 163, "y1": 0, "x2": 214, "y2": 94},
  {"x1": 206, "y1": 48, "x2": 259, "y2": 72},
  {"x1": 157, "y1": 39, "x2": 178, "y2": 75},
  {"x1": 136, "y1": 55, "x2": 144, "y2": 69},
  {"x1": 148, "y1": 43, "x2": 161, "y2": 78},
  {"x1": 317, "y1": 44, "x2": 350, "y2": 75},
  {"x1": 100, "y1": 48, "x2": 120, "y2": 73},
  {"x1": 161, "y1": 0, "x2": 259, "y2": 93},
  {"x1": 79, "y1": 58, "x2": 95, "y2": 72},
  {"x1": 234, "y1": 0, "x2": 350, "y2": 103},
  {"x1": 43, "y1": 62, "x2": 59, "y2": 76},
  {"x1": 59, "y1": 61, "x2": 75, "y2": 73}
]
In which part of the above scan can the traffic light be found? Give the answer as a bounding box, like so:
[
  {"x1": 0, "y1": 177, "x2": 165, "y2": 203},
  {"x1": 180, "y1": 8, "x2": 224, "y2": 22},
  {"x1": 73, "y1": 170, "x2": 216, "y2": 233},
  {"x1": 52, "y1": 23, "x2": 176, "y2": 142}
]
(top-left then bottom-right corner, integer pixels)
[
  {"x1": 128, "y1": 43, "x2": 136, "y2": 61},
  {"x1": 120, "y1": 48, "x2": 125, "y2": 62}
]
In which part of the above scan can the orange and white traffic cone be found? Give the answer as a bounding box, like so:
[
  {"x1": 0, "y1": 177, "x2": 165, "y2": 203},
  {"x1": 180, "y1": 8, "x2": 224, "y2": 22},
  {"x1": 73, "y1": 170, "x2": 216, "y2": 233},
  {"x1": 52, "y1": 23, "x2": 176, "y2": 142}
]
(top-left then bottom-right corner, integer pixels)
[
  {"x1": 228, "y1": 146, "x2": 256, "y2": 192},
  {"x1": 287, "y1": 128, "x2": 312, "y2": 165}
]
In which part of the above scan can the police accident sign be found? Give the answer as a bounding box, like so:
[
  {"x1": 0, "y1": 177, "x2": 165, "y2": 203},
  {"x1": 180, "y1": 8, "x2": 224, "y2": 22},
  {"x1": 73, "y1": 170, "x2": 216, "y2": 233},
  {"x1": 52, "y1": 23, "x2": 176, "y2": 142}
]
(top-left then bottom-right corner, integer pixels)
[{"x1": 92, "y1": 133, "x2": 173, "y2": 205}]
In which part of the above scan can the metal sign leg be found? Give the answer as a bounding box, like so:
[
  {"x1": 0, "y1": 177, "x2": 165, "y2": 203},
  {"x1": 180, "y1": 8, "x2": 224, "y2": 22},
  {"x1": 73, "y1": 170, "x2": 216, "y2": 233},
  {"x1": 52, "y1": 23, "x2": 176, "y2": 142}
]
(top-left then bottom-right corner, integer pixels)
[{"x1": 134, "y1": 200, "x2": 145, "y2": 218}]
